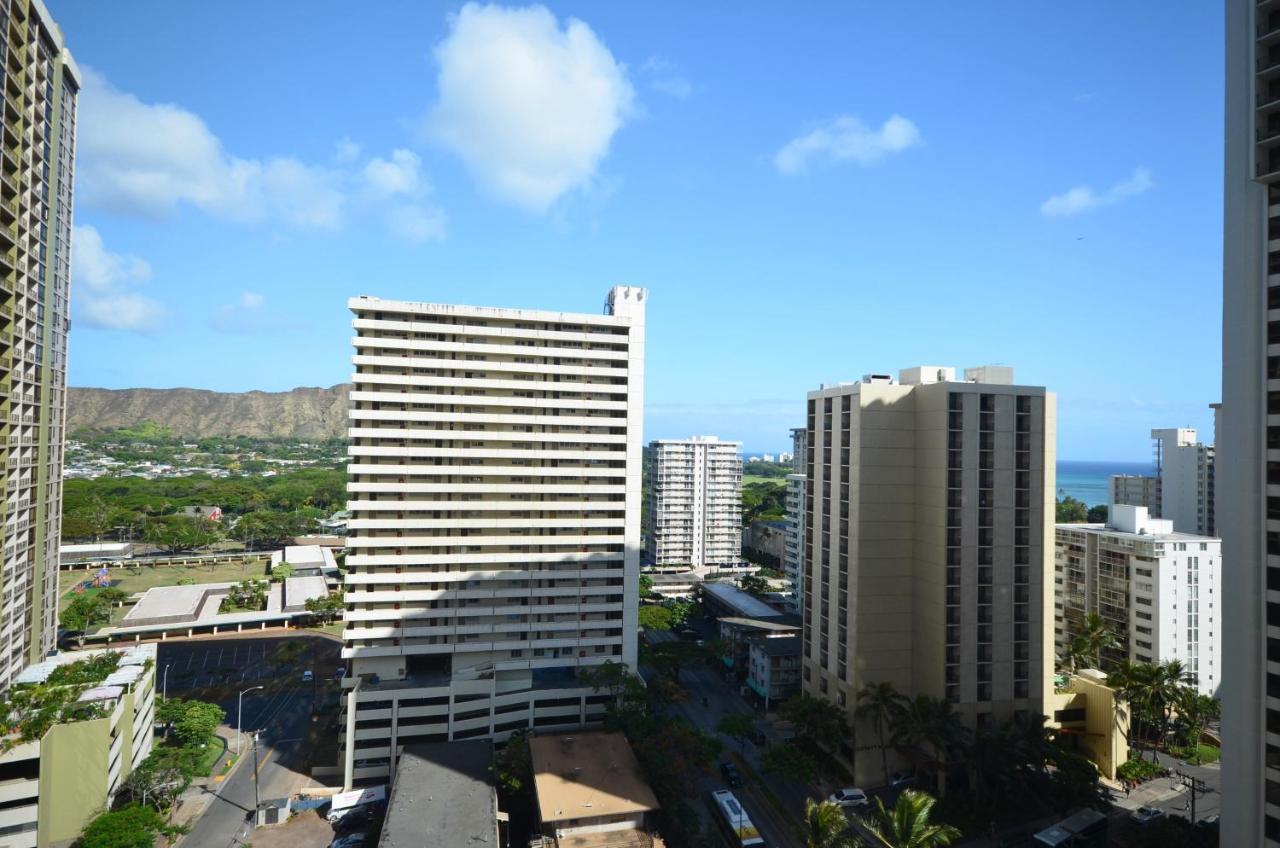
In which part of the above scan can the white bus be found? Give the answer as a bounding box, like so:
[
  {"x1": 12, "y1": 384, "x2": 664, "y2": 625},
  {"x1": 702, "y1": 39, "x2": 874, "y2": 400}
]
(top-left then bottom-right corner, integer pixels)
[{"x1": 710, "y1": 789, "x2": 766, "y2": 847}]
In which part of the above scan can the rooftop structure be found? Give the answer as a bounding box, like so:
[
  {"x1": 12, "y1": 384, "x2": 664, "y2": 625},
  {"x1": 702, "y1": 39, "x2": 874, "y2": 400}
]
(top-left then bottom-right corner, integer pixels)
[
  {"x1": 271, "y1": 544, "x2": 339, "y2": 576},
  {"x1": 529, "y1": 732, "x2": 661, "y2": 848},
  {"x1": 701, "y1": 581, "x2": 783, "y2": 620},
  {"x1": 108, "y1": 578, "x2": 329, "y2": 639},
  {"x1": 379, "y1": 741, "x2": 500, "y2": 848}
]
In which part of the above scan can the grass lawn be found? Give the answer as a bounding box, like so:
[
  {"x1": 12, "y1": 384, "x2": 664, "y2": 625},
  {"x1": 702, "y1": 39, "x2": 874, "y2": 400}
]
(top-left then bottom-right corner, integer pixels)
[
  {"x1": 58, "y1": 559, "x2": 269, "y2": 626},
  {"x1": 303, "y1": 621, "x2": 345, "y2": 639},
  {"x1": 194, "y1": 735, "x2": 226, "y2": 776},
  {"x1": 743, "y1": 475, "x2": 787, "y2": 487}
]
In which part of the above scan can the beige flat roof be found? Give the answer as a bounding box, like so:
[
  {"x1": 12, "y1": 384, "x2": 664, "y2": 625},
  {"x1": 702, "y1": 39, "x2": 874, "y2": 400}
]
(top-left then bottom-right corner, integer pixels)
[{"x1": 529, "y1": 732, "x2": 659, "y2": 825}]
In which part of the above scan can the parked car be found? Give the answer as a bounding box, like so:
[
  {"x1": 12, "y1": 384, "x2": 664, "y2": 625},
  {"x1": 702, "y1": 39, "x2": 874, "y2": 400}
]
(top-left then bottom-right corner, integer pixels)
[
  {"x1": 302, "y1": 670, "x2": 314, "y2": 682},
  {"x1": 720, "y1": 761, "x2": 743, "y2": 788},
  {"x1": 746, "y1": 727, "x2": 767, "y2": 746},
  {"x1": 1196, "y1": 815, "x2": 1220, "y2": 832},
  {"x1": 329, "y1": 833, "x2": 366, "y2": 848},
  {"x1": 888, "y1": 771, "x2": 915, "y2": 788},
  {"x1": 336, "y1": 667, "x2": 347, "y2": 679},
  {"x1": 828, "y1": 788, "x2": 870, "y2": 808},
  {"x1": 1129, "y1": 806, "x2": 1167, "y2": 824},
  {"x1": 678, "y1": 628, "x2": 700, "y2": 640}
]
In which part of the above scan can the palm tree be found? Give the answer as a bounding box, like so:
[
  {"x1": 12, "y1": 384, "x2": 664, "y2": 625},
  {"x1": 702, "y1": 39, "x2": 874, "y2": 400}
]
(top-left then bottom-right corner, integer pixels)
[
  {"x1": 860, "y1": 789, "x2": 961, "y2": 848},
  {"x1": 1174, "y1": 689, "x2": 1220, "y2": 762},
  {"x1": 856, "y1": 682, "x2": 907, "y2": 787},
  {"x1": 803, "y1": 799, "x2": 859, "y2": 848},
  {"x1": 1150, "y1": 660, "x2": 1189, "y2": 760},
  {"x1": 890, "y1": 696, "x2": 967, "y2": 795},
  {"x1": 1074, "y1": 613, "x2": 1118, "y2": 670}
]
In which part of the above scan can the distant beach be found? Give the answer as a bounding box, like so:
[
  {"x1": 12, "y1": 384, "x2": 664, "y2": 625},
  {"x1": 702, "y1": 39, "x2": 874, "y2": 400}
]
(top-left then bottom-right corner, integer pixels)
[{"x1": 1056, "y1": 460, "x2": 1152, "y2": 507}]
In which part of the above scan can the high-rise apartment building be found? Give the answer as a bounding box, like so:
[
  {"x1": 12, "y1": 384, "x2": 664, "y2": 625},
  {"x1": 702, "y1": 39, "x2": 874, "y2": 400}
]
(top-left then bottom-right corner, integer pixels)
[
  {"x1": 339, "y1": 288, "x2": 646, "y2": 788},
  {"x1": 1222, "y1": 1, "x2": 1279, "y2": 842},
  {"x1": 1109, "y1": 429, "x2": 1215, "y2": 536},
  {"x1": 644, "y1": 436, "x2": 741, "y2": 569},
  {"x1": 802, "y1": 366, "x2": 1054, "y2": 784},
  {"x1": 0, "y1": 1, "x2": 77, "y2": 691},
  {"x1": 783, "y1": 427, "x2": 807, "y2": 609},
  {"x1": 1054, "y1": 506, "x2": 1220, "y2": 696}
]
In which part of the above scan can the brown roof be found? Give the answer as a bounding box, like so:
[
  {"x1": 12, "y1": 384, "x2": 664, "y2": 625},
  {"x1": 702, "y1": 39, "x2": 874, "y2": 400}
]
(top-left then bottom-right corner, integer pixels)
[{"x1": 529, "y1": 732, "x2": 659, "y2": 825}]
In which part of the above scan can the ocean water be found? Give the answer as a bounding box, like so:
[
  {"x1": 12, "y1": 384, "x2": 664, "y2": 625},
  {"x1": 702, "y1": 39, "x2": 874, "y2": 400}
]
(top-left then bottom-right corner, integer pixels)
[{"x1": 1056, "y1": 460, "x2": 1153, "y2": 508}]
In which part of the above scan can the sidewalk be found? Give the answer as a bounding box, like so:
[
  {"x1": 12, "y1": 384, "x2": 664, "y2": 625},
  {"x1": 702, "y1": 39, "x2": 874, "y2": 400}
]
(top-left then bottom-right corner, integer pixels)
[{"x1": 169, "y1": 727, "x2": 245, "y2": 835}]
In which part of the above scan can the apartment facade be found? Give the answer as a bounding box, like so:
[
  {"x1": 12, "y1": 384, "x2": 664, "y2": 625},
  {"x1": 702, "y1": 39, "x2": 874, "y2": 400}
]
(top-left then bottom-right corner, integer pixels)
[
  {"x1": 783, "y1": 427, "x2": 807, "y2": 609},
  {"x1": 802, "y1": 365, "x2": 1054, "y2": 784},
  {"x1": 0, "y1": 645, "x2": 156, "y2": 847},
  {"x1": 1054, "y1": 506, "x2": 1220, "y2": 696},
  {"x1": 1222, "y1": 0, "x2": 1280, "y2": 841},
  {"x1": 644, "y1": 436, "x2": 741, "y2": 569},
  {"x1": 1152, "y1": 428, "x2": 1216, "y2": 536},
  {"x1": 1109, "y1": 474, "x2": 1159, "y2": 513},
  {"x1": 340, "y1": 288, "x2": 645, "y2": 788},
  {"x1": 0, "y1": 0, "x2": 77, "y2": 692}
]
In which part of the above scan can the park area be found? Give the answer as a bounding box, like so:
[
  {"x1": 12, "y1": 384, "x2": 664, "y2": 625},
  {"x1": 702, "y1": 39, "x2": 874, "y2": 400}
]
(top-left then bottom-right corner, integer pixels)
[{"x1": 58, "y1": 559, "x2": 269, "y2": 631}]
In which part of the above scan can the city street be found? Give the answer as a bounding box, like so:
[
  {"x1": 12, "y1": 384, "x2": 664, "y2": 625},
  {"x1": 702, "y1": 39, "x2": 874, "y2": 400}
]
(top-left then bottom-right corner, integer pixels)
[
  {"x1": 181, "y1": 686, "x2": 316, "y2": 848},
  {"x1": 644, "y1": 628, "x2": 817, "y2": 848}
]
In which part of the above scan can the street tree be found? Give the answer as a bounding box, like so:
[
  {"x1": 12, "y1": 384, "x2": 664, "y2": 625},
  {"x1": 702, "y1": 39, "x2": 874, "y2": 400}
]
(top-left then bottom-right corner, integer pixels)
[
  {"x1": 760, "y1": 743, "x2": 819, "y2": 785},
  {"x1": 716, "y1": 712, "x2": 756, "y2": 754},
  {"x1": 779, "y1": 695, "x2": 849, "y2": 752},
  {"x1": 173, "y1": 701, "x2": 225, "y2": 748},
  {"x1": 491, "y1": 731, "x2": 532, "y2": 794},
  {"x1": 304, "y1": 592, "x2": 344, "y2": 624},
  {"x1": 856, "y1": 681, "x2": 908, "y2": 787},
  {"x1": 58, "y1": 595, "x2": 110, "y2": 645},
  {"x1": 638, "y1": 604, "x2": 674, "y2": 631}
]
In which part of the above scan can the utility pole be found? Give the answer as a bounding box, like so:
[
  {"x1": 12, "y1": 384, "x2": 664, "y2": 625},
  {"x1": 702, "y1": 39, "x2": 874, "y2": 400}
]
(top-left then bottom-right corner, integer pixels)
[
  {"x1": 1174, "y1": 769, "x2": 1209, "y2": 823},
  {"x1": 251, "y1": 730, "x2": 262, "y2": 824}
]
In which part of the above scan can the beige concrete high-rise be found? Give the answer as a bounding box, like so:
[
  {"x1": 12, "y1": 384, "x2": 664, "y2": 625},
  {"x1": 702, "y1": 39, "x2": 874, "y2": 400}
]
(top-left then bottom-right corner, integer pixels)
[
  {"x1": 801, "y1": 366, "x2": 1054, "y2": 784},
  {"x1": 0, "y1": 0, "x2": 77, "y2": 691},
  {"x1": 339, "y1": 288, "x2": 645, "y2": 788},
  {"x1": 1221, "y1": 0, "x2": 1280, "y2": 842}
]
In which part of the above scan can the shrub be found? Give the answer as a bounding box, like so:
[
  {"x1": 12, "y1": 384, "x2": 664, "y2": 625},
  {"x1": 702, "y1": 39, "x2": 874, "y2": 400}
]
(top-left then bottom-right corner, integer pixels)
[{"x1": 1116, "y1": 756, "x2": 1166, "y2": 784}]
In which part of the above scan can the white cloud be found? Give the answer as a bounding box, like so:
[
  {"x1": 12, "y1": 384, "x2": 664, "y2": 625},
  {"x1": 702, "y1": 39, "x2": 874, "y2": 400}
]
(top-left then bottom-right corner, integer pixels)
[
  {"x1": 426, "y1": 3, "x2": 635, "y2": 212},
  {"x1": 387, "y1": 204, "x2": 447, "y2": 244},
  {"x1": 1040, "y1": 168, "x2": 1154, "y2": 217},
  {"x1": 774, "y1": 114, "x2": 922, "y2": 175},
  {"x1": 642, "y1": 56, "x2": 693, "y2": 98},
  {"x1": 78, "y1": 70, "x2": 443, "y2": 244},
  {"x1": 71, "y1": 225, "x2": 163, "y2": 332},
  {"x1": 363, "y1": 149, "x2": 423, "y2": 197},
  {"x1": 239, "y1": 292, "x2": 265, "y2": 309}
]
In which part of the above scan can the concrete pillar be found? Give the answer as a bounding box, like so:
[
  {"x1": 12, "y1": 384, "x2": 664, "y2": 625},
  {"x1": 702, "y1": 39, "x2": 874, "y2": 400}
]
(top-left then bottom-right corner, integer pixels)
[{"x1": 343, "y1": 686, "x2": 359, "y2": 791}]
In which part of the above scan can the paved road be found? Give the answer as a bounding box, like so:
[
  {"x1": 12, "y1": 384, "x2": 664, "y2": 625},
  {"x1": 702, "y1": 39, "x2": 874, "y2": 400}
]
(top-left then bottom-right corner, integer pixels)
[
  {"x1": 157, "y1": 635, "x2": 341, "y2": 696},
  {"x1": 182, "y1": 686, "x2": 316, "y2": 848},
  {"x1": 645, "y1": 630, "x2": 816, "y2": 848}
]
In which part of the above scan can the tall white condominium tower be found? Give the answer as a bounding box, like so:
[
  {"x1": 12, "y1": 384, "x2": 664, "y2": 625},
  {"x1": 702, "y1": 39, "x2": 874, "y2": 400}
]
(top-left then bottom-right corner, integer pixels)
[
  {"x1": 1054, "y1": 505, "x2": 1220, "y2": 696},
  {"x1": 341, "y1": 287, "x2": 646, "y2": 788},
  {"x1": 783, "y1": 427, "x2": 807, "y2": 605},
  {"x1": 0, "y1": 2, "x2": 77, "y2": 691},
  {"x1": 802, "y1": 366, "x2": 1054, "y2": 785},
  {"x1": 644, "y1": 436, "x2": 741, "y2": 569},
  {"x1": 1152, "y1": 428, "x2": 1216, "y2": 536},
  {"x1": 1222, "y1": 0, "x2": 1280, "y2": 842}
]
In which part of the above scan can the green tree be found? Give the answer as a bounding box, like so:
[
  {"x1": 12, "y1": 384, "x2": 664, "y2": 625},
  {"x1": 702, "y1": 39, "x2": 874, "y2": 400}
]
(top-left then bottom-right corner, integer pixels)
[
  {"x1": 717, "y1": 712, "x2": 757, "y2": 754},
  {"x1": 1070, "y1": 613, "x2": 1118, "y2": 671},
  {"x1": 857, "y1": 681, "x2": 908, "y2": 787},
  {"x1": 304, "y1": 592, "x2": 344, "y2": 624},
  {"x1": 638, "y1": 604, "x2": 674, "y2": 631},
  {"x1": 644, "y1": 640, "x2": 709, "y2": 683},
  {"x1": 1086, "y1": 504, "x2": 1108, "y2": 523},
  {"x1": 739, "y1": 574, "x2": 770, "y2": 597},
  {"x1": 1174, "y1": 689, "x2": 1220, "y2": 756},
  {"x1": 79, "y1": 805, "x2": 166, "y2": 848},
  {"x1": 173, "y1": 701, "x2": 225, "y2": 748},
  {"x1": 1055, "y1": 496, "x2": 1089, "y2": 523},
  {"x1": 270, "y1": 562, "x2": 295, "y2": 581},
  {"x1": 803, "y1": 798, "x2": 859, "y2": 848},
  {"x1": 491, "y1": 730, "x2": 532, "y2": 794},
  {"x1": 144, "y1": 515, "x2": 222, "y2": 554},
  {"x1": 779, "y1": 695, "x2": 849, "y2": 753},
  {"x1": 889, "y1": 696, "x2": 967, "y2": 794},
  {"x1": 638, "y1": 574, "x2": 655, "y2": 598},
  {"x1": 859, "y1": 789, "x2": 961, "y2": 848},
  {"x1": 761, "y1": 743, "x2": 820, "y2": 785},
  {"x1": 58, "y1": 595, "x2": 110, "y2": 645}
]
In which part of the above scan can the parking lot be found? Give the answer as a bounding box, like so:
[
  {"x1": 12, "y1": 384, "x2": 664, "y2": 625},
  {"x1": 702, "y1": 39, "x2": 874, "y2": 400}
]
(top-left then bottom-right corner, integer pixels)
[{"x1": 157, "y1": 634, "x2": 343, "y2": 696}]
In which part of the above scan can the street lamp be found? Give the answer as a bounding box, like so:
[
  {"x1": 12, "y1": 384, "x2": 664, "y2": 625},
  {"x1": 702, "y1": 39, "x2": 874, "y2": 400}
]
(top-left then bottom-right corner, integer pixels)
[
  {"x1": 237, "y1": 685, "x2": 264, "y2": 755},
  {"x1": 162, "y1": 664, "x2": 170, "y2": 701}
]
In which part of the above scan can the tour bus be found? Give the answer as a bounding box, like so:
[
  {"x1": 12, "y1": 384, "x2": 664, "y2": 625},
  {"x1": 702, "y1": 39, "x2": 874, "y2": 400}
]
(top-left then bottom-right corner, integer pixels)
[
  {"x1": 1032, "y1": 808, "x2": 1107, "y2": 847},
  {"x1": 710, "y1": 789, "x2": 766, "y2": 847}
]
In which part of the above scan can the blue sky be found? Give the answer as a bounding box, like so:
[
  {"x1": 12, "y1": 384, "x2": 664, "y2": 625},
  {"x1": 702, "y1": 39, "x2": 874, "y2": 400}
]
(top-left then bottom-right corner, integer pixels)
[{"x1": 50, "y1": 1, "x2": 1223, "y2": 459}]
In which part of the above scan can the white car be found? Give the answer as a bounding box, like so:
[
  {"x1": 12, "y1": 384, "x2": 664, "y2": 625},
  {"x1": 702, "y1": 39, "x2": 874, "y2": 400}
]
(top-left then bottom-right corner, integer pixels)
[
  {"x1": 302, "y1": 670, "x2": 314, "y2": 682},
  {"x1": 1129, "y1": 806, "x2": 1166, "y2": 824},
  {"x1": 827, "y1": 788, "x2": 870, "y2": 808}
]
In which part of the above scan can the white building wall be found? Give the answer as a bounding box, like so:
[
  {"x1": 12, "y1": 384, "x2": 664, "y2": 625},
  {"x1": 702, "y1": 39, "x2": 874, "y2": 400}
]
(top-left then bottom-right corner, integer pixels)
[
  {"x1": 1152, "y1": 428, "x2": 1215, "y2": 536},
  {"x1": 645, "y1": 436, "x2": 741, "y2": 568},
  {"x1": 340, "y1": 288, "x2": 645, "y2": 787}
]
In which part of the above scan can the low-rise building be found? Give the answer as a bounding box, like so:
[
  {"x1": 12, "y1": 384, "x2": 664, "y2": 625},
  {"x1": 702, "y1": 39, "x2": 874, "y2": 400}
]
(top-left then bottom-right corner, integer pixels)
[
  {"x1": 1054, "y1": 505, "x2": 1221, "y2": 695},
  {"x1": 1045, "y1": 669, "x2": 1129, "y2": 781},
  {"x1": 0, "y1": 645, "x2": 156, "y2": 847},
  {"x1": 742, "y1": 520, "x2": 786, "y2": 566},
  {"x1": 528, "y1": 732, "x2": 664, "y2": 848},
  {"x1": 746, "y1": 634, "x2": 801, "y2": 710},
  {"x1": 103, "y1": 578, "x2": 329, "y2": 642},
  {"x1": 701, "y1": 581, "x2": 786, "y2": 621},
  {"x1": 717, "y1": 615, "x2": 801, "y2": 677},
  {"x1": 271, "y1": 545, "x2": 339, "y2": 579},
  {"x1": 379, "y1": 740, "x2": 502, "y2": 848}
]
